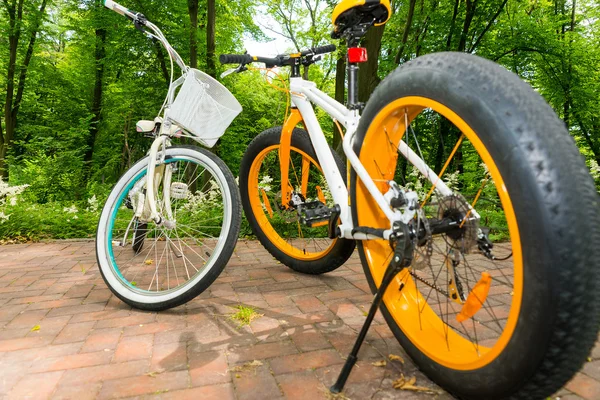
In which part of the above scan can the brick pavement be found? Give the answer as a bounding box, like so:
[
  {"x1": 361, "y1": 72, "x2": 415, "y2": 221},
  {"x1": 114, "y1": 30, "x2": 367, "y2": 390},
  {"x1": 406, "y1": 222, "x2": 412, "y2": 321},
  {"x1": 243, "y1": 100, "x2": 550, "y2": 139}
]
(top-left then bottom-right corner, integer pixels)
[{"x1": 0, "y1": 240, "x2": 598, "y2": 400}]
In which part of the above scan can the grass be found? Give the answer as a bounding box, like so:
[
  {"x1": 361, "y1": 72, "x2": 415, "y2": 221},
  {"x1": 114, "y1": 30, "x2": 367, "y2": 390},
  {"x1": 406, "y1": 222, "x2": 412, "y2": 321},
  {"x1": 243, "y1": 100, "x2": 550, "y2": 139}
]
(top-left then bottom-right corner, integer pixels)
[{"x1": 229, "y1": 305, "x2": 263, "y2": 327}]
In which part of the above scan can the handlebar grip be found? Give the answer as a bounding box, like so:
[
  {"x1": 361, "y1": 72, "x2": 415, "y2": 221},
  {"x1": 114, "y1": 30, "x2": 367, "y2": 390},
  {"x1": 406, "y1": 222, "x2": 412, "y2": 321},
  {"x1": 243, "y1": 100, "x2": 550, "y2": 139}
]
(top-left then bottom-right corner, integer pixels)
[
  {"x1": 219, "y1": 54, "x2": 254, "y2": 65},
  {"x1": 309, "y1": 44, "x2": 337, "y2": 56},
  {"x1": 104, "y1": 0, "x2": 130, "y2": 17}
]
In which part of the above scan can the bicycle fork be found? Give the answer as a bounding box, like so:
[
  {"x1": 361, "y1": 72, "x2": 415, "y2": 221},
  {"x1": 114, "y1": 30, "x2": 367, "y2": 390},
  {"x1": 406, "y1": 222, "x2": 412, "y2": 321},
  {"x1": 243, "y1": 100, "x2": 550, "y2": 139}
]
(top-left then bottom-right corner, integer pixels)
[{"x1": 330, "y1": 223, "x2": 414, "y2": 394}]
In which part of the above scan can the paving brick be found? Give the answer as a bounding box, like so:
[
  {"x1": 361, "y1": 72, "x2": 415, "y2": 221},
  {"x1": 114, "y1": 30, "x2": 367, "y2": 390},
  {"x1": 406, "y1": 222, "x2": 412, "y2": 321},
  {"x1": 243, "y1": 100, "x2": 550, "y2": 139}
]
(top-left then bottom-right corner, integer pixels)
[
  {"x1": 53, "y1": 321, "x2": 95, "y2": 344},
  {"x1": 26, "y1": 315, "x2": 72, "y2": 338},
  {"x1": 232, "y1": 363, "x2": 283, "y2": 400},
  {"x1": 276, "y1": 370, "x2": 326, "y2": 400},
  {"x1": 64, "y1": 283, "x2": 95, "y2": 298},
  {"x1": 151, "y1": 341, "x2": 188, "y2": 372},
  {"x1": 567, "y1": 372, "x2": 600, "y2": 400},
  {"x1": 228, "y1": 340, "x2": 298, "y2": 364},
  {"x1": 30, "y1": 350, "x2": 113, "y2": 373},
  {"x1": 97, "y1": 370, "x2": 189, "y2": 399},
  {"x1": 1, "y1": 240, "x2": 598, "y2": 400},
  {"x1": 94, "y1": 312, "x2": 156, "y2": 329},
  {"x1": 582, "y1": 359, "x2": 600, "y2": 381},
  {"x1": 113, "y1": 333, "x2": 154, "y2": 362},
  {"x1": 6, "y1": 370, "x2": 64, "y2": 400},
  {"x1": 189, "y1": 350, "x2": 230, "y2": 386},
  {"x1": 0, "y1": 335, "x2": 53, "y2": 352},
  {"x1": 287, "y1": 325, "x2": 332, "y2": 352},
  {"x1": 293, "y1": 295, "x2": 328, "y2": 313},
  {"x1": 81, "y1": 327, "x2": 122, "y2": 353},
  {"x1": 58, "y1": 359, "x2": 149, "y2": 385},
  {"x1": 52, "y1": 383, "x2": 102, "y2": 400},
  {"x1": 141, "y1": 383, "x2": 236, "y2": 400},
  {"x1": 270, "y1": 349, "x2": 344, "y2": 375}
]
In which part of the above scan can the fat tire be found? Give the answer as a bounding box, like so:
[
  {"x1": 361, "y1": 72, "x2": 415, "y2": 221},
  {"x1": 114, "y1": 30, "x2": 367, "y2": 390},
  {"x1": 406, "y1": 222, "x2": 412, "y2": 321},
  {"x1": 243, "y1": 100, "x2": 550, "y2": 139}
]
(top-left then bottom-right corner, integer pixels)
[
  {"x1": 240, "y1": 127, "x2": 355, "y2": 275},
  {"x1": 350, "y1": 52, "x2": 600, "y2": 399}
]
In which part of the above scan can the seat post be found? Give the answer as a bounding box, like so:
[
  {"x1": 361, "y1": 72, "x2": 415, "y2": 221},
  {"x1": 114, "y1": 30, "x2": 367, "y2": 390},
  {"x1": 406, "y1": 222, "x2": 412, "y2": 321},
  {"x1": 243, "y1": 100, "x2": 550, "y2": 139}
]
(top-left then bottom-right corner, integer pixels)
[{"x1": 347, "y1": 61, "x2": 360, "y2": 109}]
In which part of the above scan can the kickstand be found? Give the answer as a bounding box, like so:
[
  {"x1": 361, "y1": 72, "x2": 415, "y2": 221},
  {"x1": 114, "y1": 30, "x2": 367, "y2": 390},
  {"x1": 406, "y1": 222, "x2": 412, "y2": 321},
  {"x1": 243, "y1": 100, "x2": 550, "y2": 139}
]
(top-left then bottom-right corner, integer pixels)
[{"x1": 330, "y1": 225, "x2": 413, "y2": 394}]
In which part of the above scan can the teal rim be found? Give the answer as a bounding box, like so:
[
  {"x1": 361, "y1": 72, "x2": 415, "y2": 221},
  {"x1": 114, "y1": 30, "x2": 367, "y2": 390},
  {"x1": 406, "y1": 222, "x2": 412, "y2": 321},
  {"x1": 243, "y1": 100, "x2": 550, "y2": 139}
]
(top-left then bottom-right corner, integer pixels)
[{"x1": 106, "y1": 157, "x2": 218, "y2": 295}]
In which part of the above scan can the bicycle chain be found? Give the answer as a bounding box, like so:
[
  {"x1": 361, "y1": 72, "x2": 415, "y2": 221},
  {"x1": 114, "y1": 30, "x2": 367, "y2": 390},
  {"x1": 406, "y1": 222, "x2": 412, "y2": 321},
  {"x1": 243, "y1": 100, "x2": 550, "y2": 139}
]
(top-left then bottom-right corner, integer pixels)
[{"x1": 409, "y1": 270, "x2": 450, "y2": 298}]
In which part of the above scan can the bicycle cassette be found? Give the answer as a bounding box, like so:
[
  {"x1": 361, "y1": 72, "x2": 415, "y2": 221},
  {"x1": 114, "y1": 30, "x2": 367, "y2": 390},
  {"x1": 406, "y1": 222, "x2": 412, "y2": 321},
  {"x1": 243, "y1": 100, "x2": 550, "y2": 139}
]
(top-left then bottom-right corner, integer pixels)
[{"x1": 437, "y1": 194, "x2": 478, "y2": 253}]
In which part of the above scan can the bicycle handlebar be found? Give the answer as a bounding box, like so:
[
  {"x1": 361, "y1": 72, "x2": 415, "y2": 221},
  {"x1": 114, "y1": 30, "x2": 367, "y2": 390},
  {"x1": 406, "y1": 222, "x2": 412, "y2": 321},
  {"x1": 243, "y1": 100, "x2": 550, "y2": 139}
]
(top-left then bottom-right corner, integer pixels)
[
  {"x1": 219, "y1": 44, "x2": 337, "y2": 68},
  {"x1": 104, "y1": 0, "x2": 135, "y2": 19},
  {"x1": 302, "y1": 44, "x2": 337, "y2": 56}
]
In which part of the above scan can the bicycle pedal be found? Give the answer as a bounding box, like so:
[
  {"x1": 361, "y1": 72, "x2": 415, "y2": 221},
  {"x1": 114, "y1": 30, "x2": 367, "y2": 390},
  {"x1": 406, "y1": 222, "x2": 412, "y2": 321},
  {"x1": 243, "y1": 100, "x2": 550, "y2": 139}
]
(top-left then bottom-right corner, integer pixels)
[{"x1": 298, "y1": 201, "x2": 332, "y2": 227}]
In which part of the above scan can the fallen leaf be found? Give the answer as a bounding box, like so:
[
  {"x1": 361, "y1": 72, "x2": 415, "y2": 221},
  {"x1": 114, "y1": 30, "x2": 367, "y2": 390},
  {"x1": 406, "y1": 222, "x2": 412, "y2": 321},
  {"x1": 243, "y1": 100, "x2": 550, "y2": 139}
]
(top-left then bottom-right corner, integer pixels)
[
  {"x1": 131, "y1": 281, "x2": 137, "y2": 286},
  {"x1": 587, "y1": 357, "x2": 592, "y2": 362},
  {"x1": 388, "y1": 354, "x2": 405, "y2": 364},
  {"x1": 30, "y1": 325, "x2": 40, "y2": 332},
  {"x1": 145, "y1": 259, "x2": 153, "y2": 265},
  {"x1": 392, "y1": 374, "x2": 440, "y2": 394},
  {"x1": 230, "y1": 360, "x2": 263, "y2": 372},
  {"x1": 145, "y1": 369, "x2": 165, "y2": 377},
  {"x1": 372, "y1": 360, "x2": 387, "y2": 367}
]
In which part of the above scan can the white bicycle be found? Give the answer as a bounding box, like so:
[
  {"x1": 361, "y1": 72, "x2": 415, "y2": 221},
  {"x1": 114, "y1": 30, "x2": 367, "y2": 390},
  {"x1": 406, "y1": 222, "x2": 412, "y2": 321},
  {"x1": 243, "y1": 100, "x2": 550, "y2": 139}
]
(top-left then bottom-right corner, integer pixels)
[
  {"x1": 223, "y1": 1, "x2": 600, "y2": 399},
  {"x1": 96, "y1": 1, "x2": 242, "y2": 311}
]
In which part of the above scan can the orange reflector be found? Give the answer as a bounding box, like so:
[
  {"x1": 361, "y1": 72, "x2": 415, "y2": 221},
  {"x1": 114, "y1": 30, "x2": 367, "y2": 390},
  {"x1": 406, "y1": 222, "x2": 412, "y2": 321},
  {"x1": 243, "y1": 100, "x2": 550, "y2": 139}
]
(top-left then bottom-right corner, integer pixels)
[
  {"x1": 316, "y1": 185, "x2": 326, "y2": 204},
  {"x1": 456, "y1": 272, "x2": 492, "y2": 323},
  {"x1": 261, "y1": 189, "x2": 273, "y2": 218},
  {"x1": 348, "y1": 47, "x2": 368, "y2": 63}
]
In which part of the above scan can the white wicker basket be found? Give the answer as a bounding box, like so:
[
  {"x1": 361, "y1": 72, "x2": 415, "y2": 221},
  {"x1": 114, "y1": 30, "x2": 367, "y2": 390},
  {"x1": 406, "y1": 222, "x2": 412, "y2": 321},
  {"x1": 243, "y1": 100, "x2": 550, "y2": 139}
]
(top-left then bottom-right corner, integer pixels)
[{"x1": 168, "y1": 69, "x2": 242, "y2": 147}]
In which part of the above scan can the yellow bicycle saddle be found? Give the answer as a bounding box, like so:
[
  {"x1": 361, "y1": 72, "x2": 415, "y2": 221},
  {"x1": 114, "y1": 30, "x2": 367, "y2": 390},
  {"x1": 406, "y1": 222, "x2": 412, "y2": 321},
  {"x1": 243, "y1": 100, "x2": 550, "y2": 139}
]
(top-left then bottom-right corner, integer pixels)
[{"x1": 331, "y1": 0, "x2": 391, "y2": 35}]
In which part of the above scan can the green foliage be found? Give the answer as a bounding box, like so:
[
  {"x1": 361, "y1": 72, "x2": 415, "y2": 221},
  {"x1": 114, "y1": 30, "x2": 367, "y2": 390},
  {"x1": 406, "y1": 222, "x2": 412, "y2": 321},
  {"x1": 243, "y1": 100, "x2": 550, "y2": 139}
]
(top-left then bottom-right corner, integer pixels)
[
  {"x1": 0, "y1": 0, "x2": 598, "y2": 240},
  {"x1": 0, "y1": 199, "x2": 101, "y2": 241}
]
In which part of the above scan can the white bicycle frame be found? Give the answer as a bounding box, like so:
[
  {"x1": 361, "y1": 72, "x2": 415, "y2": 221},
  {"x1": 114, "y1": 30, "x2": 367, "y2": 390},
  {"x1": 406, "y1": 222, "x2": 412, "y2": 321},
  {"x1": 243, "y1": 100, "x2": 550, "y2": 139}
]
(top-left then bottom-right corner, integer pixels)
[
  {"x1": 286, "y1": 77, "x2": 462, "y2": 241},
  {"x1": 105, "y1": 0, "x2": 194, "y2": 226}
]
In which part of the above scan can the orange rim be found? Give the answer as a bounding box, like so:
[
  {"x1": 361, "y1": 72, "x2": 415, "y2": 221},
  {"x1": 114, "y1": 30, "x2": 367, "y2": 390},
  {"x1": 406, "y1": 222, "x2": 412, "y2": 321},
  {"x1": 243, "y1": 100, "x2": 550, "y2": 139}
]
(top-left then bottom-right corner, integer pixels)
[
  {"x1": 248, "y1": 144, "x2": 337, "y2": 261},
  {"x1": 355, "y1": 96, "x2": 523, "y2": 370}
]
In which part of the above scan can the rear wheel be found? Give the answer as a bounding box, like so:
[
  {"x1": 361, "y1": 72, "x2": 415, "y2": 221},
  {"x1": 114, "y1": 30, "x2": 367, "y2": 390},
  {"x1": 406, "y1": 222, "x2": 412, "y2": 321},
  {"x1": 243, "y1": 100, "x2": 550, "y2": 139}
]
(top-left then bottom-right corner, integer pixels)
[
  {"x1": 240, "y1": 127, "x2": 355, "y2": 274},
  {"x1": 350, "y1": 52, "x2": 600, "y2": 399}
]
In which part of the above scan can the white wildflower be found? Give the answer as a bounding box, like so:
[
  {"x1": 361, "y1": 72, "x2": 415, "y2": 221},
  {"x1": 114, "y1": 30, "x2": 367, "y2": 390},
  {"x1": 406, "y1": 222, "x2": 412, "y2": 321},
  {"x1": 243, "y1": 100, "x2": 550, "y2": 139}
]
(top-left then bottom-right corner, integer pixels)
[
  {"x1": 258, "y1": 175, "x2": 273, "y2": 193},
  {"x1": 0, "y1": 212, "x2": 9, "y2": 223},
  {"x1": 0, "y1": 178, "x2": 29, "y2": 207},
  {"x1": 590, "y1": 159, "x2": 600, "y2": 181},
  {"x1": 64, "y1": 205, "x2": 78, "y2": 214},
  {"x1": 86, "y1": 195, "x2": 99, "y2": 213}
]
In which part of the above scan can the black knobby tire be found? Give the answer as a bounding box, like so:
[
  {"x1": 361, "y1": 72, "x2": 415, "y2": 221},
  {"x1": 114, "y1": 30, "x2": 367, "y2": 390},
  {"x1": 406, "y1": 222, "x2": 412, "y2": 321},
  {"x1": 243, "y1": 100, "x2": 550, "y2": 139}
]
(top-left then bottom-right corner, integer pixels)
[
  {"x1": 350, "y1": 52, "x2": 600, "y2": 399},
  {"x1": 240, "y1": 127, "x2": 355, "y2": 274},
  {"x1": 96, "y1": 145, "x2": 242, "y2": 311}
]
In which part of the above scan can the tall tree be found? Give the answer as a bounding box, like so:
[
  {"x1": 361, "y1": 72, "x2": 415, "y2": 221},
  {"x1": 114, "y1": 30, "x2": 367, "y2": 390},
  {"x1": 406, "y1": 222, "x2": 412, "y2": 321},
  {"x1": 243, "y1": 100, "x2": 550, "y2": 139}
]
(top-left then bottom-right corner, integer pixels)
[
  {"x1": 83, "y1": 0, "x2": 107, "y2": 184},
  {"x1": 1, "y1": 0, "x2": 48, "y2": 178},
  {"x1": 188, "y1": 0, "x2": 199, "y2": 69},
  {"x1": 206, "y1": 0, "x2": 216, "y2": 77}
]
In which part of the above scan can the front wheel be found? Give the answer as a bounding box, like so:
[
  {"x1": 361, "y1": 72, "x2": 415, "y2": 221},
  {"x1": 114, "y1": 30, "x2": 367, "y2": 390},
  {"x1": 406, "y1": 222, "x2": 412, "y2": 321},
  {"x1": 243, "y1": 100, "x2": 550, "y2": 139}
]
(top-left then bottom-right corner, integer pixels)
[
  {"x1": 96, "y1": 145, "x2": 241, "y2": 311},
  {"x1": 351, "y1": 52, "x2": 600, "y2": 399}
]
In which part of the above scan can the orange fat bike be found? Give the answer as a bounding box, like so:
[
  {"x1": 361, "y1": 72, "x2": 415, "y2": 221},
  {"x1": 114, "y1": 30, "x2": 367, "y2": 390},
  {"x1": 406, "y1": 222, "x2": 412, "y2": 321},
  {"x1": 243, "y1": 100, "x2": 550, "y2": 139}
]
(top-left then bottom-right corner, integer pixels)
[{"x1": 220, "y1": 1, "x2": 600, "y2": 399}]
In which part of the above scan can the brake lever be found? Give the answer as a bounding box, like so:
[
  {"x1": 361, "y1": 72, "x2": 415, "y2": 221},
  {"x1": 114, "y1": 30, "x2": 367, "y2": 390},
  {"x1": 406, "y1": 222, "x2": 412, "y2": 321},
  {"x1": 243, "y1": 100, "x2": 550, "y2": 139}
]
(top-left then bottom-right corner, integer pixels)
[{"x1": 220, "y1": 64, "x2": 247, "y2": 79}]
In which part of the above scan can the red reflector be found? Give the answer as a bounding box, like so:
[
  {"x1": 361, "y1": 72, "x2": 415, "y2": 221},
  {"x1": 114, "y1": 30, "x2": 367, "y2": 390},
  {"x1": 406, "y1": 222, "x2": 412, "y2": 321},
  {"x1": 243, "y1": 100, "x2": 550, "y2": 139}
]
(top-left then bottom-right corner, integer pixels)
[{"x1": 348, "y1": 47, "x2": 368, "y2": 63}]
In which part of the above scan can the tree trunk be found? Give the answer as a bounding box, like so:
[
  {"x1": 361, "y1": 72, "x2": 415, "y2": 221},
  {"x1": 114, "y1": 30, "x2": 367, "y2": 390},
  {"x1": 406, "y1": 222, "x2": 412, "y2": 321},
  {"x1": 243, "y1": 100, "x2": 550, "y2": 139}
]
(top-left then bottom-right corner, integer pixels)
[
  {"x1": 206, "y1": 0, "x2": 216, "y2": 78},
  {"x1": 84, "y1": 22, "x2": 107, "y2": 183},
  {"x1": 188, "y1": 0, "x2": 199, "y2": 69},
  {"x1": 1, "y1": 0, "x2": 47, "y2": 179},
  {"x1": 446, "y1": 0, "x2": 461, "y2": 50},
  {"x1": 358, "y1": 25, "x2": 385, "y2": 103},
  {"x1": 458, "y1": 0, "x2": 477, "y2": 52},
  {"x1": 395, "y1": 0, "x2": 417, "y2": 64},
  {"x1": 333, "y1": 55, "x2": 346, "y2": 152}
]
